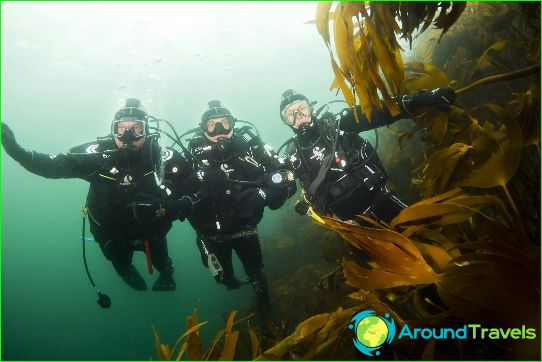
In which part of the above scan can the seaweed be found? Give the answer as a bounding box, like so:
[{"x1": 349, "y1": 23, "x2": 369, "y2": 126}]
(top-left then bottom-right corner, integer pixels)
[{"x1": 151, "y1": 307, "x2": 257, "y2": 360}]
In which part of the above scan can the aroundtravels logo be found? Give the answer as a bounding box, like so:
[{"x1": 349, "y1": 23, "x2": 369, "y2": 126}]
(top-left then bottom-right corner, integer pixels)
[
  {"x1": 349, "y1": 309, "x2": 537, "y2": 358},
  {"x1": 349, "y1": 310, "x2": 396, "y2": 357}
]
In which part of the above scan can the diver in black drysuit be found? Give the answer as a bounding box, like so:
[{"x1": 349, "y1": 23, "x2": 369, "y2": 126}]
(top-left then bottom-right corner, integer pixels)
[
  {"x1": 279, "y1": 88, "x2": 456, "y2": 223},
  {"x1": 184, "y1": 100, "x2": 296, "y2": 307},
  {"x1": 1, "y1": 98, "x2": 195, "y2": 292}
]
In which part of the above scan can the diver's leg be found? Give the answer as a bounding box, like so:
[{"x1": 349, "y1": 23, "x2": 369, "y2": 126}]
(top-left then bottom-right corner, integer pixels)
[
  {"x1": 372, "y1": 187, "x2": 408, "y2": 224},
  {"x1": 98, "y1": 240, "x2": 147, "y2": 291},
  {"x1": 208, "y1": 240, "x2": 242, "y2": 289},
  {"x1": 149, "y1": 236, "x2": 176, "y2": 291},
  {"x1": 235, "y1": 236, "x2": 270, "y2": 307}
]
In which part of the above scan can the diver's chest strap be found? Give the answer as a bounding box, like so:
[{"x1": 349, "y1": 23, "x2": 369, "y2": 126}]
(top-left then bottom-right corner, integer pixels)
[{"x1": 307, "y1": 153, "x2": 333, "y2": 197}]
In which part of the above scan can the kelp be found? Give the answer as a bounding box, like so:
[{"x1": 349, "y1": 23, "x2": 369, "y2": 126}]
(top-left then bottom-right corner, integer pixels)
[
  {"x1": 391, "y1": 188, "x2": 503, "y2": 227},
  {"x1": 315, "y1": 2, "x2": 466, "y2": 120},
  {"x1": 248, "y1": 322, "x2": 261, "y2": 360},
  {"x1": 258, "y1": 2, "x2": 540, "y2": 360},
  {"x1": 305, "y1": 205, "x2": 539, "y2": 359},
  {"x1": 152, "y1": 308, "x2": 257, "y2": 360},
  {"x1": 256, "y1": 298, "x2": 404, "y2": 360},
  {"x1": 511, "y1": 82, "x2": 540, "y2": 148}
]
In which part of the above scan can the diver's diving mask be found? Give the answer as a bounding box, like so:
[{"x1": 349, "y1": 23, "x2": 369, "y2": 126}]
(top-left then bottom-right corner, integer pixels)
[
  {"x1": 112, "y1": 118, "x2": 146, "y2": 142},
  {"x1": 281, "y1": 99, "x2": 312, "y2": 126},
  {"x1": 205, "y1": 117, "x2": 232, "y2": 137}
]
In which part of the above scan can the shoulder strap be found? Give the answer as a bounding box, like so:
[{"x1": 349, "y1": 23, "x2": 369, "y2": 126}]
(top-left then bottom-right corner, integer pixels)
[
  {"x1": 307, "y1": 153, "x2": 333, "y2": 197},
  {"x1": 307, "y1": 118, "x2": 341, "y2": 198}
]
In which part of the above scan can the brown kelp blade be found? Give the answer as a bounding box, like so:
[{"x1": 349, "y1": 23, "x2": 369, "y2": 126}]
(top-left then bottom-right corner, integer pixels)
[
  {"x1": 459, "y1": 108, "x2": 523, "y2": 189},
  {"x1": 170, "y1": 320, "x2": 208, "y2": 356},
  {"x1": 219, "y1": 331, "x2": 239, "y2": 360},
  {"x1": 218, "y1": 311, "x2": 238, "y2": 360},
  {"x1": 248, "y1": 324, "x2": 261, "y2": 360},
  {"x1": 186, "y1": 308, "x2": 203, "y2": 360},
  {"x1": 151, "y1": 324, "x2": 172, "y2": 360},
  {"x1": 256, "y1": 306, "x2": 359, "y2": 360},
  {"x1": 319, "y1": 218, "x2": 440, "y2": 290},
  {"x1": 315, "y1": 2, "x2": 333, "y2": 44},
  {"x1": 403, "y1": 62, "x2": 451, "y2": 91},
  {"x1": 174, "y1": 342, "x2": 188, "y2": 361},
  {"x1": 390, "y1": 192, "x2": 501, "y2": 227},
  {"x1": 419, "y1": 144, "x2": 471, "y2": 197}
]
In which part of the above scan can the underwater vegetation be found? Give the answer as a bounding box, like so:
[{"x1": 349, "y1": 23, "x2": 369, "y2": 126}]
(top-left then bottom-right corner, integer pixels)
[
  {"x1": 152, "y1": 2, "x2": 539, "y2": 360},
  {"x1": 151, "y1": 308, "x2": 260, "y2": 360}
]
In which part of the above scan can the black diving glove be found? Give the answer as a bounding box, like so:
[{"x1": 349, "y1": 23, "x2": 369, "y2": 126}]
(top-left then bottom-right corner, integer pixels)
[
  {"x1": 134, "y1": 193, "x2": 199, "y2": 221},
  {"x1": 402, "y1": 87, "x2": 456, "y2": 113},
  {"x1": 235, "y1": 187, "x2": 287, "y2": 213},
  {"x1": 1, "y1": 123, "x2": 32, "y2": 163}
]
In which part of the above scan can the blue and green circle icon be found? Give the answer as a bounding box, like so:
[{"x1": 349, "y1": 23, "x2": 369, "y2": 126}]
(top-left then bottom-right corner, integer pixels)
[{"x1": 349, "y1": 310, "x2": 396, "y2": 356}]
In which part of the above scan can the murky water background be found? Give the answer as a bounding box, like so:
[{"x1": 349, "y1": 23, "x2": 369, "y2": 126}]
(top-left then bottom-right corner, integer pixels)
[{"x1": 0, "y1": 2, "x2": 349, "y2": 359}]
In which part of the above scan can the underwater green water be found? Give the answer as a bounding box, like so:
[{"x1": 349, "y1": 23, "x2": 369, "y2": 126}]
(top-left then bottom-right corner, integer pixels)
[{"x1": 1, "y1": 2, "x2": 349, "y2": 360}]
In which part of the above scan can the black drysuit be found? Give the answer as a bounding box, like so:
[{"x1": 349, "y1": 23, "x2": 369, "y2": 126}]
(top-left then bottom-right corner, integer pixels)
[
  {"x1": 5, "y1": 136, "x2": 191, "y2": 284},
  {"x1": 186, "y1": 131, "x2": 296, "y2": 305},
  {"x1": 285, "y1": 106, "x2": 408, "y2": 223}
]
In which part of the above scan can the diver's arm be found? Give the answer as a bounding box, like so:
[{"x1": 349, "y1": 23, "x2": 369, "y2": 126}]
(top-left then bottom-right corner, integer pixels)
[
  {"x1": 177, "y1": 167, "x2": 226, "y2": 197},
  {"x1": 134, "y1": 149, "x2": 202, "y2": 222},
  {"x1": 337, "y1": 87, "x2": 457, "y2": 134},
  {"x1": 20, "y1": 152, "x2": 91, "y2": 179},
  {"x1": 251, "y1": 142, "x2": 297, "y2": 209},
  {"x1": 1, "y1": 123, "x2": 96, "y2": 179},
  {"x1": 161, "y1": 148, "x2": 196, "y2": 198},
  {"x1": 336, "y1": 105, "x2": 400, "y2": 134}
]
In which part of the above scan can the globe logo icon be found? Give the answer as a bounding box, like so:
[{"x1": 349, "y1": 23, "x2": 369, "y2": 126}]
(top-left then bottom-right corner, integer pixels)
[
  {"x1": 349, "y1": 310, "x2": 396, "y2": 356},
  {"x1": 357, "y1": 315, "x2": 388, "y2": 347}
]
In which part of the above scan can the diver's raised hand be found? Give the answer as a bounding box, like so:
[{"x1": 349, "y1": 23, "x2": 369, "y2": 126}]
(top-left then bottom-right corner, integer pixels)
[
  {"x1": 402, "y1": 87, "x2": 456, "y2": 113},
  {"x1": 2, "y1": 123, "x2": 31, "y2": 162},
  {"x1": 429, "y1": 87, "x2": 456, "y2": 111}
]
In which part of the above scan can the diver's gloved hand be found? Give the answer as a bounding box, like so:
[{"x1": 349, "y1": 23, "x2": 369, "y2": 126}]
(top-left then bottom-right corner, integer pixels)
[
  {"x1": 235, "y1": 187, "x2": 287, "y2": 213},
  {"x1": 402, "y1": 87, "x2": 456, "y2": 113},
  {"x1": 429, "y1": 87, "x2": 456, "y2": 111},
  {"x1": 2, "y1": 123, "x2": 32, "y2": 163},
  {"x1": 235, "y1": 188, "x2": 268, "y2": 213},
  {"x1": 134, "y1": 193, "x2": 195, "y2": 221}
]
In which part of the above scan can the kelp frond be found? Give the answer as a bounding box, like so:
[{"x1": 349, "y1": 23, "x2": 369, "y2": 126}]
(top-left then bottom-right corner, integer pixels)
[{"x1": 152, "y1": 308, "x2": 256, "y2": 360}]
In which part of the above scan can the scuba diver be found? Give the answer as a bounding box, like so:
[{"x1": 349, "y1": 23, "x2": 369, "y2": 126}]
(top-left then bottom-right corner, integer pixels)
[
  {"x1": 1, "y1": 98, "x2": 196, "y2": 301},
  {"x1": 278, "y1": 88, "x2": 456, "y2": 223},
  {"x1": 181, "y1": 100, "x2": 296, "y2": 308}
]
